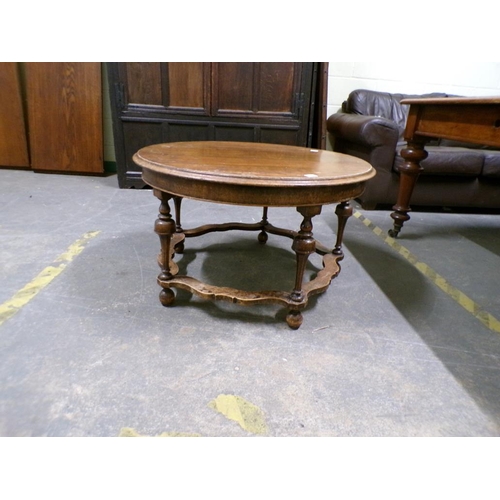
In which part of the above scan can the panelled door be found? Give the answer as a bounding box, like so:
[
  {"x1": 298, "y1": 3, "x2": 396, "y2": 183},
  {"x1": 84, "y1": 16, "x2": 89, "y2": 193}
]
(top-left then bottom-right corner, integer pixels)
[
  {"x1": 108, "y1": 62, "x2": 324, "y2": 188},
  {"x1": 25, "y1": 62, "x2": 103, "y2": 174}
]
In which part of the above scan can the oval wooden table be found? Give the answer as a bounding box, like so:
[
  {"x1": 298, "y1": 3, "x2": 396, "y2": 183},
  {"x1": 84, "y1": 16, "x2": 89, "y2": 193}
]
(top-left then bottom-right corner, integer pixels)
[{"x1": 133, "y1": 141, "x2": 375, "y2": 329}]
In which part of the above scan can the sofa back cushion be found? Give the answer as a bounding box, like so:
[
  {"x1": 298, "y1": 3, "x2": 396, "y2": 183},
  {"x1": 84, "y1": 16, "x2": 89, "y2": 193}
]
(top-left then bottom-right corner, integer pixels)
[{"x1": 344, "y1": 89, "x2": 450, "y2": 140}]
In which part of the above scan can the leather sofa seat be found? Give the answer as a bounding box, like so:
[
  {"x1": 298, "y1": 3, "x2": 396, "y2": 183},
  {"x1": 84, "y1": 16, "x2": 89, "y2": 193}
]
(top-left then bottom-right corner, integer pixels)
[
  {"x1": 394, "y1": 146, "x2": 486, "y2": 177},
  {"x1": 480, "y1": 150, "x2": 500, "y2": 178}
]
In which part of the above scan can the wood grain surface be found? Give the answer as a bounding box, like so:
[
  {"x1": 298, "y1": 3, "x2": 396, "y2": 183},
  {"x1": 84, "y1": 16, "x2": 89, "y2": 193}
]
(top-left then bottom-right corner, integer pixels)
[
  {"x1": 25, "y1": 62, "x2": 103, "y2": 174},
  {"x1": 0, "y1": 63, "x2": 30, "y2": 168}
]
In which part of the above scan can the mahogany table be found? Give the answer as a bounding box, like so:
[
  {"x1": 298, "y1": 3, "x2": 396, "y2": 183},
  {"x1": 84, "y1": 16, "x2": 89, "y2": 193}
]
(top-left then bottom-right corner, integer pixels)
[
  {"x1": 133, "y1": 141, "x2": 375, "y2": 329},
  {"x1": 390, "y1": 96, "x2": 500, "y2": 237}
]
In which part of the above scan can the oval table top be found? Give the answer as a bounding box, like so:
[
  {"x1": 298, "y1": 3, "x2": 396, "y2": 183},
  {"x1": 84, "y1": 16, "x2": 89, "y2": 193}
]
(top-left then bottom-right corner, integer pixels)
[{"x1": 134, "y1": 141, "x2": 375, "y2": 207}]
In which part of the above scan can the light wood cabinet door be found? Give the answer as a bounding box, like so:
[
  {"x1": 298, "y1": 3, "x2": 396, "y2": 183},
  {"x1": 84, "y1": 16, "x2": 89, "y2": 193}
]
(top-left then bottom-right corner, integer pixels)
[
  {"x1": 0, "y1": 63, "x2": 30, "y2": 168},
  {"x1": 25, "y1": 62, "x2": 103, "y2": 174}
]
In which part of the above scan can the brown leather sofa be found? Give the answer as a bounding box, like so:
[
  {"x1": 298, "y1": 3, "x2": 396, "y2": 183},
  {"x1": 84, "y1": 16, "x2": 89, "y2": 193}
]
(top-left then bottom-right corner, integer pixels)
[{"x1": 327, "y1": 89, "x2": 500, "y2": 210}]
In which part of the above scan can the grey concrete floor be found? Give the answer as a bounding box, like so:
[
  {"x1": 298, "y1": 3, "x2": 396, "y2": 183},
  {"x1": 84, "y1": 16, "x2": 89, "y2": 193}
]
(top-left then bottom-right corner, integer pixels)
[{"x1": 1, "y1": 168, "x2": 500, "y2": 437}]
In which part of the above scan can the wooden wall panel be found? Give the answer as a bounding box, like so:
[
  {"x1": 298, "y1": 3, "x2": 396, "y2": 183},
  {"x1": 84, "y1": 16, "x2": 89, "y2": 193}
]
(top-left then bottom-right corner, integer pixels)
[
  {"x1": 25, "y1": 62, "x2": 103, "y2": 174},
  {"x1": 0, "y1": 63, "x2": 30, "y2": 168},
  {"x1": 214, "y1": 63, "x2": 254, "y2": 112},
  {"x1": 126, "y1": 63, "x2": 162, "y2": 105},
  {"x1": 168, "y1": 63, "x2": 206, "y2": 109},
  {"x1": 258, "y1": 62, "x2": 295, "y2": 112}
]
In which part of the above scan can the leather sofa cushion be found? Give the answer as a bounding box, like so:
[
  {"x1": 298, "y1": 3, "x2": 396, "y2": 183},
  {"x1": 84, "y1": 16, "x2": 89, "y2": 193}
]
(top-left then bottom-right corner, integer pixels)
[
  {"x1": 439, "y1": 139, "x2": 500, "y2": 177},
  {"x1": 394, "y1": 145, "x2": 485, "y2": 177},
  {"x1": 482, "y1": 150, "x2": 500, "y2": 178}
]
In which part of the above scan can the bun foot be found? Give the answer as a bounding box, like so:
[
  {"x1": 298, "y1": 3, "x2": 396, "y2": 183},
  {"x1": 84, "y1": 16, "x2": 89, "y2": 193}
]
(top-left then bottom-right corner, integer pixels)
[
  {"x1": 258, "y1": 231, "x2": 268, "y2": 244},
  {"x1": 159, "y1": 288, "x2": 175, "y2": 306},
  {"x1": 286, "y1": 310, "x2": 303, "y2": 329}
]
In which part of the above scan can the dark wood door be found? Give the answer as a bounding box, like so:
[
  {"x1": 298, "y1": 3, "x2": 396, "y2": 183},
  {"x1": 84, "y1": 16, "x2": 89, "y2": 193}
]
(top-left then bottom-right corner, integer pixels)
[{"x1": 108, "y1": 62, "x2": 327, "y2": 188}]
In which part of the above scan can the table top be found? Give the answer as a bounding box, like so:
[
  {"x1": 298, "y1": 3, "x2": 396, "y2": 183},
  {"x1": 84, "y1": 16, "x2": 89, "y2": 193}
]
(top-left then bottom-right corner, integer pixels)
[
  {"x1": 134, "y1": 141, "x2": 374, "y2": 186},
  {"x1": 134, "y1": 141, "x2": 375, "y2": 207}
]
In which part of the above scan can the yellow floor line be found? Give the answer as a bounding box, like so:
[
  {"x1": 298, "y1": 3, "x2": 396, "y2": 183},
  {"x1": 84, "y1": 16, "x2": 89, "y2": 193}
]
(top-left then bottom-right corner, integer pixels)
[
  {"x1": 0, "y1": 231, "x2": 100, "y2": 327},
  {"x1": 353, "y1": 211, "x2": 500, "y2": 334}
]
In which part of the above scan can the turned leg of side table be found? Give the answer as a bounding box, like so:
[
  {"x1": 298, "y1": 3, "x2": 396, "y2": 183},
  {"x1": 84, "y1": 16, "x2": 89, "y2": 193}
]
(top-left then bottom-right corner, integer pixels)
[
  {"x1": 286, "y1": 205, "x2": 322, "y2": 329},
  {"x1": 389, "y1": 141, "x2": 428, "y2": 238},
  {"x1": 154, "y1": 190, "x2": 176, "y2": 306}
]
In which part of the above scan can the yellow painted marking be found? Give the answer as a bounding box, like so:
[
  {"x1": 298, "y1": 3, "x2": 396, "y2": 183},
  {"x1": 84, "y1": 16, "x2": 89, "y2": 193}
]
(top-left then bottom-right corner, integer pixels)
[
  {"x1": 208, "y1": 394, "x2": 268, "y2": 435},
  {"x1": 353, "y1": 211, "x2": 500, "y2": 334},
  {"x1": 0, "y1": 231, "x2": 100, "y2": 326},
  {"x1": 119, "y1": 427, "x2": 201, "y2": 437}
]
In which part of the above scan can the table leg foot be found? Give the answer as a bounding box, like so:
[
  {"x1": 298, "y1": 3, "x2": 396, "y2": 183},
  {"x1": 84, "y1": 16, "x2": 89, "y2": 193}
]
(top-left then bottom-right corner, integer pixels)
[
  {"x1": 388, "y1": 226, "x2": 401, "y2": 238},
  {"x1": 159, "y1": 288, "x2": 175, "y2": 306},
  {"x1": 389, "y1": 207, "x2": 411, "y2": 238},
  {"x1": 286, "y1": 310, "x2": 303, "y2": 329}
]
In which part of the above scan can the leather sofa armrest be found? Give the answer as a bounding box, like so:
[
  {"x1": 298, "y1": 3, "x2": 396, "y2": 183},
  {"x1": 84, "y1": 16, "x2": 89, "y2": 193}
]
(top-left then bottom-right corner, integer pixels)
[{"x1": 327, "y1": 113, "x2": 400, "y2": 148}]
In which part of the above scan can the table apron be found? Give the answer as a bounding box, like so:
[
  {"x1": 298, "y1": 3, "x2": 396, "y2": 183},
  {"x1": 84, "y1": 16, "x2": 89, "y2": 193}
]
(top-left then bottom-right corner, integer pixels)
[
  {"x1": 405, "y1": 104, "x2": 500, "y2": 147},
  {"x1": 142, "y1": 170, "x2": 368, "y2": 207}
]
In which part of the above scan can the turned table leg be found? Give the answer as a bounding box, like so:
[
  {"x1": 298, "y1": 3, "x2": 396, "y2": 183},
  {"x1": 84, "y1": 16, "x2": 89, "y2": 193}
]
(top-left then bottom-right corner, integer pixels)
[
  {"x1": 154, "y1": 190, "x2": 176, "y2": 306},
  {"x1": 389, "y1": 140, "x2": 428, "y2": 238},
  {"x1": 333, "y1": 201, "x2": 352, "y2": 257},
  {"x1": 173, "y1": 196, "x2": 185, "y2": 254},
  {"x1": 286, "y1": 205, "x2": 322, "y2": 329}
]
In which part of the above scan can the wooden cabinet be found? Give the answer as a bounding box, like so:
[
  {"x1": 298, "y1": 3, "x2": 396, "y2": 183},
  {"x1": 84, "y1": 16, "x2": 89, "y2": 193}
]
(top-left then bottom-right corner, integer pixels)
[{"x1": 108, "y1": 62, "x2": 327, "y2": 188}]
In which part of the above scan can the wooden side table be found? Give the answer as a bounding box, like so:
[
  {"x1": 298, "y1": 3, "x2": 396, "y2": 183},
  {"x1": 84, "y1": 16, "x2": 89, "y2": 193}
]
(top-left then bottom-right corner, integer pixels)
[
  {"x1": 390, "y1": 96, "x2": 500, "y2": 237},
  {"x1": 133, "y1": 141, "x2": 375, "y2": 329}
]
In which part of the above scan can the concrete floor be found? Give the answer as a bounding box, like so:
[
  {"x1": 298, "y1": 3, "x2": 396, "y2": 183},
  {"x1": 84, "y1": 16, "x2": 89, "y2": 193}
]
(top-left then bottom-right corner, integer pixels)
[{"x1": 1, "y1": 168, "x2": 500, "y2": 437}]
